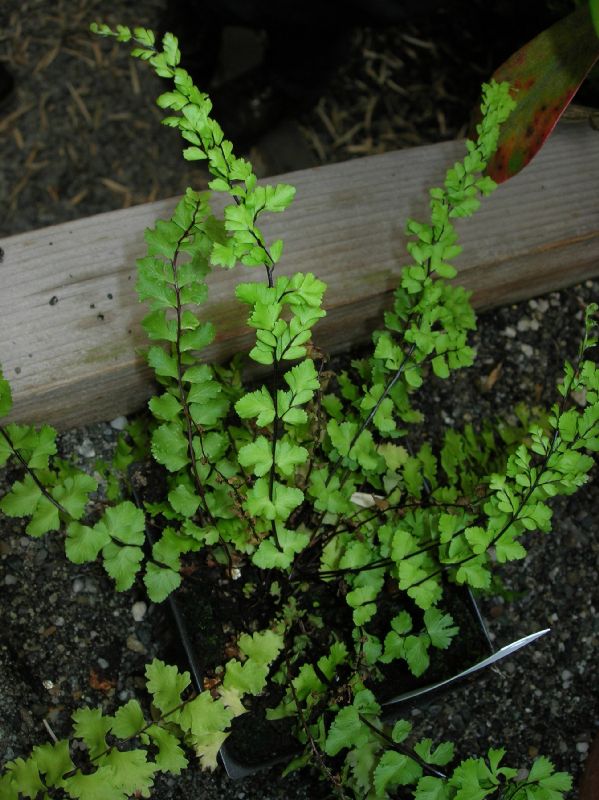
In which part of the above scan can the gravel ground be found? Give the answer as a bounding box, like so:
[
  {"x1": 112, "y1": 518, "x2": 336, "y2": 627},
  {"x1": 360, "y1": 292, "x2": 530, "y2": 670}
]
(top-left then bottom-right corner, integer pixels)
[{"x1": 1, "y1": 1, "x2": 598, "y2": 798}]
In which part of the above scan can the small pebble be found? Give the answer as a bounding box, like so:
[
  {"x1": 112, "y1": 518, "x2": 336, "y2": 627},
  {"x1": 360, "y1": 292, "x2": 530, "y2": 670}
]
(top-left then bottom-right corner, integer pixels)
[
  {"x1": 54, "y1": 616, "x2": 65, "y2": 627},
  {"x1": 71, "y1": 740, "x2": 87, "y2": 753},
  {"x1": 520, "y1": 343, "x2": 534, "y2": 358},
  {"x1": 97, "y1": 657, "x2": 109, "y2": 669},
  {"x1": 110, "y1": 416, "x2": 128, "y2": 431},
  {"x1": 126, "y1": 635, "x2": 146, "y2": 654},
  {"x1": 72, "y1": 578, "x2": 84, "y2": 593},
  {"x1": 4, "y1": 575, "x2": 17, "y2": 586},
  {"x1": 131, "y1": 601, "x2": 147, "y2": 622},
  {"x1": 576, "y1": 741, "x2": 589, "y2": 754},
  {"x1": 503, "y1": 326, "x2": 516, "y2": 338},
  {"x1": 561, "y1": 669, "x2": 573, "y2": 682},
  {"x1": 517, "y1": 318, "x2": 531, "y2": 332},
  {"x1": 77, "y1": 439, "x2": 96, "y2": 459}
]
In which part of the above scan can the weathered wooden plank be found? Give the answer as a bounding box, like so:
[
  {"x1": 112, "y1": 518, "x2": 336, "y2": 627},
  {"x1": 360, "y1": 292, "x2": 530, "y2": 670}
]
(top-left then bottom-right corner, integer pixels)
[{"x1": 1, "y1": 122, "x2": 598, "y2": 430}]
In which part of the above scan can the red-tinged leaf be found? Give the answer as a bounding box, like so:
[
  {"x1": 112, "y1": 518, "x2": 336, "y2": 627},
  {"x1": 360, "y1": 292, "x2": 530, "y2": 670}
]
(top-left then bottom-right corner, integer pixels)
[{"x1": 486, "y1": 5, "x2": 599, "y2": 182}]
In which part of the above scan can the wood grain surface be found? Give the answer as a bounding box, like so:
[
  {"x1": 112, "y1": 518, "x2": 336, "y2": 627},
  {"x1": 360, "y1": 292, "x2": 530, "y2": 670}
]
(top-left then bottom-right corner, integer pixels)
[{"x1": 1, "y1": 122, "x2": 598, "y2": 429}]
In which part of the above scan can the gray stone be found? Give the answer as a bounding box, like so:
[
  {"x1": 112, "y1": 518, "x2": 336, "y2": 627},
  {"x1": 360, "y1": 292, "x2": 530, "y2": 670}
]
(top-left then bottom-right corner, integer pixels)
[
  {"x1": 110, "y1": 416, "x2": 128, "y2": 430},
  {"x1": 131, "y1": 601, "x2": 147, "y2": 622},
  {"x1": 76, "y1": 438, "x2": 96, "y2": 458}
]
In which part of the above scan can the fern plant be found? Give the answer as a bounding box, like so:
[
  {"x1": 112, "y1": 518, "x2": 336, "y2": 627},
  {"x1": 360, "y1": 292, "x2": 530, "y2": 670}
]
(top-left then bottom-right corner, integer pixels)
[{"x1": 1, "y1": 21, "x2": 597, "y2": 800}]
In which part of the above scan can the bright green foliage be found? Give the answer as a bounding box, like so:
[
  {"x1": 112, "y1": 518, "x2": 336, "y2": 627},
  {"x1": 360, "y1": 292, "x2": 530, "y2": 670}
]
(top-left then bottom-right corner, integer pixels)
[
  {"x1": 268, "y1": 641, "x2": 349, "y2": 720},
  {"x1": 0, "y1": 645, "x2": 286, "y2": 796},
  {"x1": 374, "y1": 750, "x2": 423, "y2": 795},
  {"x1": 377, "y1": 607, "x2": 457, "y2": 677},
  {"x1": 235, "y1": 386, "x2": 275, "y2": 426},
  {"x1": 0, "y1": 369, "x2": 12, "y2": 420},
  {"x1": 252, "y1": 523, "x2": 309, "y2": 568},
  {"x1": 414, "y1": 739, "x2": 455, "y2": 767},
  {"x1": 238, "y1": 628, "x2": 284, "y2": 665},
  {"x1": 0, "y1": 740, "x2": 74, "y2": 800},
  {"x1": 322, "y1": 689, "x2": 467, "y2": 797},
  {"x1": 148, "y1": 629, "x2": 281, "y2": 769},
  {"x1": 0, "y1": 22, "x2": 585, "y2": 800},
  {"x1": 145, "y1": 659, "x2": 191, "y2": 715},
  {"x1": 65, "y1": 501, "x2": 145, "y2": 591},
  {"x1": 144, "y1": 558, "x2": 182, "y2": 602},
  {"x1": 222, "y1": 629, "x2": 284, "y2": 697},
  {"x1": 444, "y1": 749, "x2": 519, "y2": 799},
  {"x1": 143, "y1": 725, "x2": 188, "y2": 775},
  {"x1": 325, "y1": 689, "x2": 382, "y2": 756},
  {"x1": 0, "y1": 422, "x2": 98, "y2": 538},
  {"x1": 146, "y1": 634, "x2": 280, "y2": 771}
]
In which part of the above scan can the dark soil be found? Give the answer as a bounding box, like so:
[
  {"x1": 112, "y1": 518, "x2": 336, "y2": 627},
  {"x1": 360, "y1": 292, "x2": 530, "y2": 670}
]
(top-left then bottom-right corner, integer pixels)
[{"x1": 1, "y1": 1, "x2": 598, "y2": 798}]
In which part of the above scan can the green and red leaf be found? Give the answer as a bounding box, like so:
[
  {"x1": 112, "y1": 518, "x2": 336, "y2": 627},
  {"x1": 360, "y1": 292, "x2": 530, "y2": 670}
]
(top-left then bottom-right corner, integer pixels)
[{"x1": 486, "y1": 4, "x2": 599, "y2": 182}]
